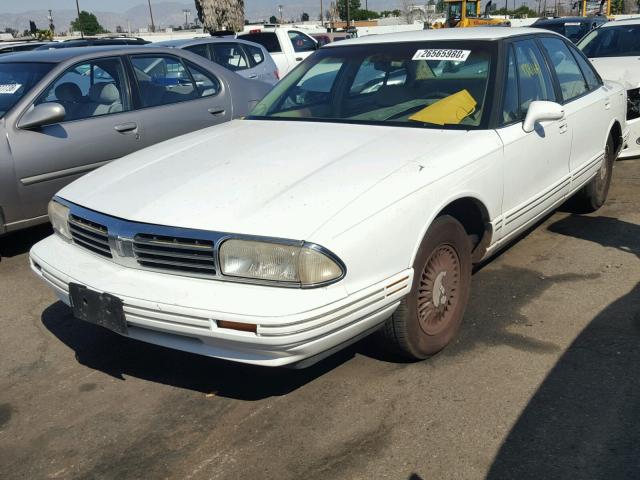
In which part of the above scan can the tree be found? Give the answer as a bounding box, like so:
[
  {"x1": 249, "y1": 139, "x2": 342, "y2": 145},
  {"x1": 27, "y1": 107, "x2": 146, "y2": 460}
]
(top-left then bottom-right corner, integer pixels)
[
  {"x1": 337, "y1": 0, "x2": 361, "y2": 20},
  {"x1": 115, "y1": 25, "x2": 124, "y2": 33},
  {"x1": 269, "y1": 15, "x2": 278, "y2": 23},
  {"x1": 301, "y1": 12, "x2": 310, "y2": 21},
  {"x1": 351, "y1": 9, "x2": 380, "y2": 19},
  {"x1": 195, "y1": 0, "x2": 245, "y2": 33},
  {"x1": 71, "y1": 11, "x2": 106, "y2": 35}
]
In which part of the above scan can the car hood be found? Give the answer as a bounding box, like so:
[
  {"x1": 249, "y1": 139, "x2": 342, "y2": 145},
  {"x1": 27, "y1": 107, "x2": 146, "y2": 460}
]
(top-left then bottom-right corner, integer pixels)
[
  {"x1": 58, "y1": 120, "x2": 470, "y2": 240},
  {"x1": 589, "y1": 56, "x2": 640, "y2": 89}
]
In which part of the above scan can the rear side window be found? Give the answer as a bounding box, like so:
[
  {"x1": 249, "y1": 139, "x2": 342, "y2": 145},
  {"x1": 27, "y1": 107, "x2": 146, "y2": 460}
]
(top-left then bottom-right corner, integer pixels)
[
  {"x1": 238, "y1": 32, "x2": 281, "y2": 53},
  {"x1": 513, "y1": 39, "x2": 556, "y2": 114},
  {"x1": 539, "y1": 37, "x2": 588, "y2": 102},
  {"x1": 130, "y1": 55, "x2": 197, "y2": 107},
  {"x1": 288, "y1": 31, "x2": 317, "y2": 53},
  {"x1": 185, "y1": 44, "x2": 210, "y2": 60},
  {"x1": 569, "y1": 44, "x2": 601, "y2": 90},
  {"x1": 210, "y1": 43, "x2": 249, "y2": 71},
  {"x1": 245, "y1": 44, "x2": 265, "y2": 66}
]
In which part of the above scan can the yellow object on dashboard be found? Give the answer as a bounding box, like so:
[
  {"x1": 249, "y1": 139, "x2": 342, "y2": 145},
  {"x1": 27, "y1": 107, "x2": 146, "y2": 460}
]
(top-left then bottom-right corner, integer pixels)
[{"x1": 409, "y1": 89, "x2": 477, "y2": 125}]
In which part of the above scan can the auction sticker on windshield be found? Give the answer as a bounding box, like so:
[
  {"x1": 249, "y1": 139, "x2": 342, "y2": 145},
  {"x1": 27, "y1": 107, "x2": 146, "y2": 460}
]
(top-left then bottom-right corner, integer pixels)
[
  {"x1": 0, "y1": 84, "x2": 21, "y2": 94},
  {"x1": 412, "y1": 49, "x2": 471, "y2": 61}
]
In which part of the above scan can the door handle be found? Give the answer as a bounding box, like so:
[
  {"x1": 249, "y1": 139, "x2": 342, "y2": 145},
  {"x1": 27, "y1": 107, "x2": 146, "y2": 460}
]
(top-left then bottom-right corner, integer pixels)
[
  {"x1": 296, "y1": 57, "x2": 303, "y2": 61},
  {"x1": 114, "y1": 122, "x2": 138, "y2": 133},
  {"x1": 248, "y1": 73, "x2": 258, "y2": 79},
  {"x1": 559, "y1": 122, "x2": 568, "y2": 134},
  {"x1": 604, "y1": 100, "x2": 611, "y2": 110},
  {"x1": 208, "y1": 107, "x2": 226, "y2": 116}
]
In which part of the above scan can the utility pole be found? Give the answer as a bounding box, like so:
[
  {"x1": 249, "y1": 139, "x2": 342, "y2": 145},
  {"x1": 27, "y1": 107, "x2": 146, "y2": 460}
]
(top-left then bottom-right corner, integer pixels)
[
  {"x1": 320, "y1": 0, "x2": 324, "y2": 24},
  {"x1": 346, "y1": 0, "x2": 351, "y2": 27},
  {"x1": 278, "y1": 4, "x2": 284, "y2": 23},
  {"x1": 148, "y1": 0, "x2": 156, "y2": 32},
  {"x1": 75, "y1": 0, "x2": 84, "y2": 38},
  {"x1": 183, "y1": 9, "x2": 191, "y2": 29}
]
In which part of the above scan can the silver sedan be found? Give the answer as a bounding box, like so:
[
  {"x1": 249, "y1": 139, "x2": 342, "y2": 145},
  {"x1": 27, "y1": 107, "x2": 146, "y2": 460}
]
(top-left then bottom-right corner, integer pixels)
[{"x1": 0, "y1": 46, "x2": 271, "y2": 235}]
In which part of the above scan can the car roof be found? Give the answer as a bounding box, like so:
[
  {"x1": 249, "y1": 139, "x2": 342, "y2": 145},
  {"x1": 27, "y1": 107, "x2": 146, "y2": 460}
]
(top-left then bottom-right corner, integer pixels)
[
  {"x1": 533, "y1": 16, "x2": 603, "y2": 25},
  {"x1": 325, "y1": 27, "x2": 561, "y2": 47},
  {"x1": 601, "y1": 16, "x2": 640, "y2": 26},
  {"x1": 153, "y1": 37, "x2": 262, "y2": 48},
  {"x1": 0, "y1": 45, "x2": 190, "y2": 63}
]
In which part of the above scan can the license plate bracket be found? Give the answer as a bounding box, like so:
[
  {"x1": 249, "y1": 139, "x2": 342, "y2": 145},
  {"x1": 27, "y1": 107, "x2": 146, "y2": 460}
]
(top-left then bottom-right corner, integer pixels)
[{"x1": 69, "y1": 283, "x2": 128, "y2": 335}]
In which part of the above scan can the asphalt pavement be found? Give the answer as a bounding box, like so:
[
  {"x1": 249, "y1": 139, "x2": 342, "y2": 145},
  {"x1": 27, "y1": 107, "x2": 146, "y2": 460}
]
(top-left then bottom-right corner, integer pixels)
[{"x1": 1, "y1": 159, "x2": 639, "y2": 480}]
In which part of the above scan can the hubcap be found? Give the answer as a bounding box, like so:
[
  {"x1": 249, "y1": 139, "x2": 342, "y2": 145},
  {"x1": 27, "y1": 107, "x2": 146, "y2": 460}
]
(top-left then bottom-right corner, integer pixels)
[{"x1": 417, "y1": 244, "x2": 461, "y2": 335}]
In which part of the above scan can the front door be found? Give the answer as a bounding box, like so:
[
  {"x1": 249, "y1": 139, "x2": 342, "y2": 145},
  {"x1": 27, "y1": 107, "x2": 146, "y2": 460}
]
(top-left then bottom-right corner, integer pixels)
[
  {"x1": 497, "y1": 39, "x2": 572, "y2": 240},
  {"x1": 7, "y1": 56, "x2": 141, "y2": 220}
]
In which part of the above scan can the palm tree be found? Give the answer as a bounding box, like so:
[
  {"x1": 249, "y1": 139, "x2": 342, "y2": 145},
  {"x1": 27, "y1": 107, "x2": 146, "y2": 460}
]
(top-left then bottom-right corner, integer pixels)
[{"x1": 195, "y1": 0, "x2": 245, "y2": 33}]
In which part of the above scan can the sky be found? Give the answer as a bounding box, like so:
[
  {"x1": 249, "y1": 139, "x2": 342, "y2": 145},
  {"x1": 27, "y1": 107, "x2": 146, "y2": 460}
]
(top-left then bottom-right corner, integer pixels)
[{"x1": 1, "y1": 0, "x2": 402, "y2": 15}]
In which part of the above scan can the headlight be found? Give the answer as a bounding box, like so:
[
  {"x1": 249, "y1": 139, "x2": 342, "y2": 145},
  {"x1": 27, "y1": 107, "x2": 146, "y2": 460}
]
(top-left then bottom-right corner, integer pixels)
[
  {"x1": 48, "y1": 200, "x2": 71, "y2": 241},
  {"x1": 219, "y1": 239, "x2": 344, "y2": 287}
]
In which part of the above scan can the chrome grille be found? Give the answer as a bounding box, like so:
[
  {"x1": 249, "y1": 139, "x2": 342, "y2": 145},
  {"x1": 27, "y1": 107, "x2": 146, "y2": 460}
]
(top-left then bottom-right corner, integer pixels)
[
  {"x1": 69, "y1": 214, "x2": 112, "y2": 258},
  {"x1": 133, "y1": 233, "x2": 216, "y2": 275}
]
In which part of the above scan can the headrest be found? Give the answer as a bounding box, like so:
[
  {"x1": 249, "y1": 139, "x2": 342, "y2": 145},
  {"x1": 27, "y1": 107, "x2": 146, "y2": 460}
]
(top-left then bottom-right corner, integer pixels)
[
  {"x1": 89, "y1": 83, "x2": 120, "y2": 104},
  {"x1": 55, "y1": 82, "x2": 82, "y2": 102}
]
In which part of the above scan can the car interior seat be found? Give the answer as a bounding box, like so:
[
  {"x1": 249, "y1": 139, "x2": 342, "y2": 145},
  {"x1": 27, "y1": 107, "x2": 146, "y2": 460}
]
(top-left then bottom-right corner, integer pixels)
[
  {"x1": 53, "y1": 82, "x2": 83, "y2": 120},
  {"x1": 81, "y1": 83, "x2": 123, "y2": 117}
]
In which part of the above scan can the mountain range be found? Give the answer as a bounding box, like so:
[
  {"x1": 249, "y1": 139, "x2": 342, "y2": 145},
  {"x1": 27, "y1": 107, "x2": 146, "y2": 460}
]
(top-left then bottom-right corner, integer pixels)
[{"x1": 0, "y1": 1, "x2": 404, "y2": 33}]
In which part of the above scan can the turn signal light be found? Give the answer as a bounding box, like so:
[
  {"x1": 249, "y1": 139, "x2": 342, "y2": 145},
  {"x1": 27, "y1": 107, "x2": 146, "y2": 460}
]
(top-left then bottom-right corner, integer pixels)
[{"x1": 217, "y1": 320, "x2": 257, "y2": 333}]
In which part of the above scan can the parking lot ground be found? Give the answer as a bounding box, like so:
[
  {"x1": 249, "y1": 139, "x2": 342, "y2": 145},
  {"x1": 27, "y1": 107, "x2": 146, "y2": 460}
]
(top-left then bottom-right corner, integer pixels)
[{"x1": 1, "y1": 159, "x2": 639, "y2": 480}]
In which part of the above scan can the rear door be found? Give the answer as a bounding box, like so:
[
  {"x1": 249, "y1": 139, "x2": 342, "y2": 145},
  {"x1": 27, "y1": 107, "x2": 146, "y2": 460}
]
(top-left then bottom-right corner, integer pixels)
[
  {"x1": 538, "y1": 36, "x2": 612, "y2": 192},
  {"x1": 6, "y1": 56, "x2": 141, "y2": 220},
  {"x1": 127, "y1": 53, "x2": 232, "y2": 148}
]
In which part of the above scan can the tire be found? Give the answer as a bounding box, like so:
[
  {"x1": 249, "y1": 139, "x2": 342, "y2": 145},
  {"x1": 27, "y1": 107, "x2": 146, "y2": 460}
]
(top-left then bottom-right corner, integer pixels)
[
  {"x1": 381, "y1": 215, "x2": 472, "y2": 360},
  {"x1": 575, "y1": 135, "x2": 615, "y2": 212}
]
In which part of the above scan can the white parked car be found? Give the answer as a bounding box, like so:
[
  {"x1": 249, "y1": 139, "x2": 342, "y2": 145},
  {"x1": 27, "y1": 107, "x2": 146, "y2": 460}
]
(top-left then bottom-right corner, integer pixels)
[
  {"x1": 578, "y1": 18, "x2": 640, "y2": 158},
  {"x1": 238, "y1": 26, "x2": 318, "y2": 77},
  {"x1": 31, "y1": 28, "x2": 626, "y2": 368}
]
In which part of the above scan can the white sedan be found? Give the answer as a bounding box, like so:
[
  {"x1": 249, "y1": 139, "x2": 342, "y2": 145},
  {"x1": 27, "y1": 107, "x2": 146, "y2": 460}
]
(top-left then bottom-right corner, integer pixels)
[
  {"x1": 31, "y1": 28, "x2": 626, "y2": 367},
  {"x1": 578, "y1": 18, "x2": 640, "y2": 158}
]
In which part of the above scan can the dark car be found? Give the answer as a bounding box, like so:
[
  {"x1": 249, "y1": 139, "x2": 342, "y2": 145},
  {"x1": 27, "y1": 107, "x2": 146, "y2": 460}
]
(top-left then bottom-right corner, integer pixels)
[
  {"x1": 0, "y1": 46, "x2": 271, "y2": 234},
  {"x1": 35, "y1": 36, "x2": 150, "y2": 50},
  {"x1": 0, "y1": 41, "x2": 53, "y2": 55},
  {"x1": 531, "y1": 16, "x2": 607, "y2": 43}
]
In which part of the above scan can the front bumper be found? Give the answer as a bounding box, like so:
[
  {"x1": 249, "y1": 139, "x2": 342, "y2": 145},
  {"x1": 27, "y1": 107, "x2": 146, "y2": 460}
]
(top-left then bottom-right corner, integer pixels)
[
  {"x1": 30, "y1": 235, "x2": 411, "y2": 367},
  {"x1": 620, "y1": 118, "x2": 639, "y2": 159}
]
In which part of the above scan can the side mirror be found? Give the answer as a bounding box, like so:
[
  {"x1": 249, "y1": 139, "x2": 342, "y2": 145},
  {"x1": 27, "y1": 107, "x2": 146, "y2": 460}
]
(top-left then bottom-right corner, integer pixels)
[
  {"x1": 523, "y1": 101, "x2": 564, "y2": 133},
  {"x1": 18, "y1": 103, "x2": 66, "y2": 130}
]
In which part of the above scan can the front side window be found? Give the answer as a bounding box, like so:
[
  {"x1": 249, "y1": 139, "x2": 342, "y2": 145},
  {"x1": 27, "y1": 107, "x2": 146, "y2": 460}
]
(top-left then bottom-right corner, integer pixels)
[
  {"x1": 210, "y1": 43, "x2": 249, "y2": 71},
  {"x1": 185, "y1": 44, "x2": 210, "y2": 60},
  {"x1": 539, "y1": 37, "x2": 588, "y2": 102},
  {"x1": 288, "y1": 31, "x2": 317, "y2": 53},
  {"x1": 249, "y1": 41, "x2": 495, "y2": 129},
  {"x1": 513, "y1": 39, "x2": 556, "y2": 115},
  {"x1": 36, "y1": 57, "x2": 130, "y2": 122},
  {"x1": 0, "y1": 62, "x2": 53, "y2": 118},
  {"x1": 130, "y1": 55, "x2": 198, "y2": 107},
  {"x1": 578, "y1": 25, "x2": 640, "y2": 57},
  {"x1": 502, "y1": 46, "x2": 520, "y2": 124}
]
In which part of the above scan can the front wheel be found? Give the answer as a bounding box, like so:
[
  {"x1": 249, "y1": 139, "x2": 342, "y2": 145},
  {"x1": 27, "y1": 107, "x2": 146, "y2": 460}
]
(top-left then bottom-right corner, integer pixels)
[
  {"x1": 575, "y1": 135, "x2": 615, "y2": 212},
  {"x1": 380, "y1": 215, "x2": 472, "y2": 359}
]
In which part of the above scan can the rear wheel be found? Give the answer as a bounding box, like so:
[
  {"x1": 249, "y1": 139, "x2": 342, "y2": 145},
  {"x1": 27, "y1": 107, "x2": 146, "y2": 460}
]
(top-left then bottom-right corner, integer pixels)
[
  {"x1": 381, "y1": 215, "x2": 472, "y2": 359},
  {"x1": 575, "y1": 135, "x2": 615, "y2": 212}
]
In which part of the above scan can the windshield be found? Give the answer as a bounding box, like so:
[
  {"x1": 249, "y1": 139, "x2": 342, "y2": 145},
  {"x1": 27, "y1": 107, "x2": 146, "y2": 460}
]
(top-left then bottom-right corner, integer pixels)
[
  {"x1": 0, "y1": 62, "x2": 53, "y2": 118},
  {"x1": 578, "y1": 25, "x2": 640, "y2": 57},
  {"x1": 248, "y1": 41, "x2": 495, "y2": 129}
]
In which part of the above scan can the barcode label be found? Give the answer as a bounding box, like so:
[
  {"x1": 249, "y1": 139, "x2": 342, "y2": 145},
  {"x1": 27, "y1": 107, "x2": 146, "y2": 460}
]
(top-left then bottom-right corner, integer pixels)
[{"x1": 412, "y1": 49, "x2": 471, "y2": 62}]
